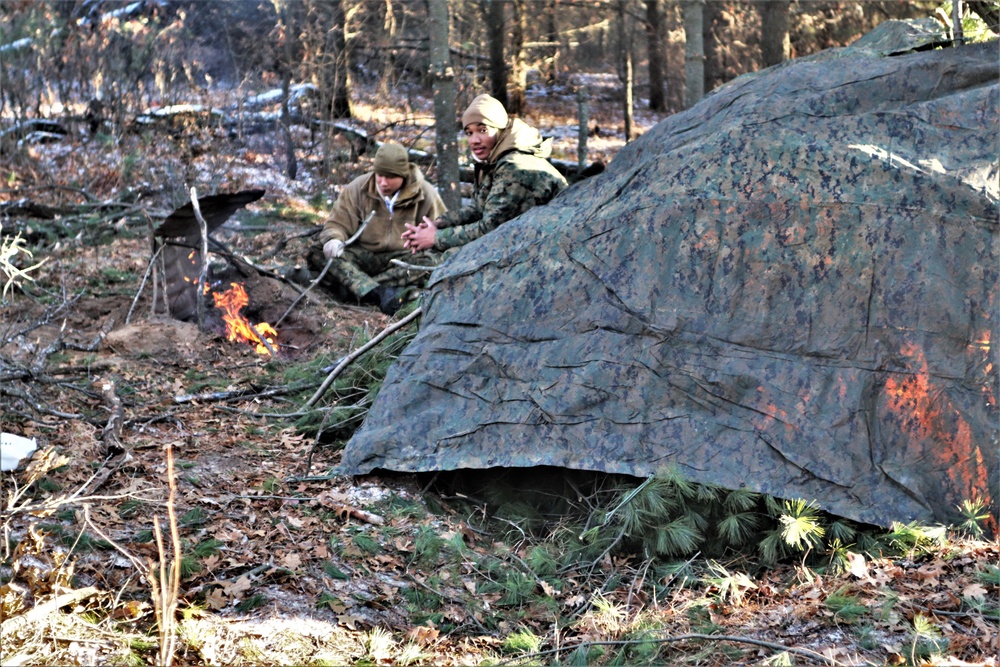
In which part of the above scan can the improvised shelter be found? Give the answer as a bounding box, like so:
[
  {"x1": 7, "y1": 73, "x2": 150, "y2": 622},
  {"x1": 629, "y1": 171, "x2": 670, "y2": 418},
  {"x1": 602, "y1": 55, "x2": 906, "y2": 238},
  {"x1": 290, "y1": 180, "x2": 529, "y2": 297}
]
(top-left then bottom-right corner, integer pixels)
[{"x1": 342, "y1": 23, "x2": 999, "y2": 529}]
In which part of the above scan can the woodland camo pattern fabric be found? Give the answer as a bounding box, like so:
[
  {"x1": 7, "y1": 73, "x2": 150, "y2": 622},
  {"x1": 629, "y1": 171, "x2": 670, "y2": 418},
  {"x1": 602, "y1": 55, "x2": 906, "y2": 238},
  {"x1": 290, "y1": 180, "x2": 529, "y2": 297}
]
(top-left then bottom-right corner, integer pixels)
[{"x1": 342, "y1": 23, "x2": 999, "y2": 529}]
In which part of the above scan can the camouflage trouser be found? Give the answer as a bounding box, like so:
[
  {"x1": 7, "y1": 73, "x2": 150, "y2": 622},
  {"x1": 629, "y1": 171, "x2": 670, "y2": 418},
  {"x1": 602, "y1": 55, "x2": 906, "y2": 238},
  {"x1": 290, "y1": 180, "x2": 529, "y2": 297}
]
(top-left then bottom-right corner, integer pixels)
[{"x1": 306, "y1": 245, "x2": 442, "y2": 300}]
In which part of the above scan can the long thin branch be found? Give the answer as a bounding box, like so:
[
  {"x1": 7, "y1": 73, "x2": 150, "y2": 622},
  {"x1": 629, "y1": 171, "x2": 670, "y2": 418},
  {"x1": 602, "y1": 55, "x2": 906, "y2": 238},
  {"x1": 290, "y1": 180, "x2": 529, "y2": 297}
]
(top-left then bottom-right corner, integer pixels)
[
  {"x1": 274, "y1": 211, "x2": 376, "y2": 327},
  {"x1": 0, "y1": 384, "x2": 84, "y2": 419},
  {"x1": 127, "y1": 243, "x2": 163, "y2": 325},
  {"x1": 498, "y1": 633, "x2": 849, "y2": 667},
  {"x1": 173, "y1": 382, "x2": 312, "y2": 404},
  {"x1": 302, "y1": 306, "x2": 421, "y2": 408},
  {"x1": 274, "y1": 256, "x2": 333, "y2": 327},
  {"x1": 190, "y1": 187, "x2": 210, "y2": 329}
]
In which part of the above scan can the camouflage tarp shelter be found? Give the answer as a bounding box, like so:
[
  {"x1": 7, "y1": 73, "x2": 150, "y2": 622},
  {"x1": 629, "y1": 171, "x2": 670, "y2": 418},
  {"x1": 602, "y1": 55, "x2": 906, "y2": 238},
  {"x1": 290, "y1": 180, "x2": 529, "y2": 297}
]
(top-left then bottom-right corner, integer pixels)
[{"x1": 343, "y1": 23, "x2": 999, "y2": 529}]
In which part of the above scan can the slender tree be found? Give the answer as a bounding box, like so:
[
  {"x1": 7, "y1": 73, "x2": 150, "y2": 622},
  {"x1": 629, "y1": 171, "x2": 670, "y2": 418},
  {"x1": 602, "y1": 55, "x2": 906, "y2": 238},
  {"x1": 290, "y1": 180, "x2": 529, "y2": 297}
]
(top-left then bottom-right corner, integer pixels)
[
  {"x1": 507, "y1": 0, "x2": 527, "y2": 115},
  {"x1": 311, "y1": 0, "x2": 351, "y2": 120},
  {"x1": 683, "y1": 0, "x2": 704, "y2": 108},
  {"x1": 645, "y1": 0, "x2": 666, "y2": 111},
  {"x1": 758, "y1": 0, "x2": 790, "y2": 68},
  {"x1": 429, "y1": 0, "x2": 461, "y2": 210},
  {"x1": 543, "y1": 0, "x2": 560, "y2": 85},
  {"x1": 618, "y1": 0, "x2": 634, "y2": 141},
  {"x1": 702, "y1": 0, "x2": 722, "y2": 94},
  {"x1": 486, "y1": 0, "x2": 508, "y2": 106},
  {"x1": 274, "y1": 0, "x2": 299, "y2": 180}
]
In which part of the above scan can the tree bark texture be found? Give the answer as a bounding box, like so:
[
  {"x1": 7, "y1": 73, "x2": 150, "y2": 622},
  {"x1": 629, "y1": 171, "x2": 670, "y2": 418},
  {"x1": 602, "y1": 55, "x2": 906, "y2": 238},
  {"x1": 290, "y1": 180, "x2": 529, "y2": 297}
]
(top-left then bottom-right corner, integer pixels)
[
  {"x1": 314, "y1": 0, "x2": 352, "y2": 120},
  {"x1": 645, "y1": 0, "x2": 666, "y2": 111},
  {"x1": 617, "y1": 0, "x2": 634, "y2": 141},
  {"x1": 429, "y1": 0, "x2": 461, "y2": 210},
  {"x1": 702, "y1": 0, "x2": 722, "y2": 94},
  {"x1": 486, "y1": 0, "x2": 508, "y2": 108},
  {"x1": 758, "y1": 0, "x2": 790, "y2": 68},
  {"x1": 683, "y1": 0, "x2": 705, "y2": 109},
  {"x1": 507, "y1": 0, "x2": 528, "y2": 115},
  {"x1": 543, "y1": 0, "x2": 560, "y2": 84}
]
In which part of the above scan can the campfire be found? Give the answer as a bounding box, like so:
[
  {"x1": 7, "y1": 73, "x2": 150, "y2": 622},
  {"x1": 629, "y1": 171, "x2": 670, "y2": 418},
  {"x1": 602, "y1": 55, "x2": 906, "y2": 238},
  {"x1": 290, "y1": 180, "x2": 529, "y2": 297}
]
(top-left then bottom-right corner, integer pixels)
[
  {"x1": 152, "y1": 189, "x2": 288, "y2": 356},
  {"x1": 211, "y1": 282, "x2": 278, "y2": 356}
]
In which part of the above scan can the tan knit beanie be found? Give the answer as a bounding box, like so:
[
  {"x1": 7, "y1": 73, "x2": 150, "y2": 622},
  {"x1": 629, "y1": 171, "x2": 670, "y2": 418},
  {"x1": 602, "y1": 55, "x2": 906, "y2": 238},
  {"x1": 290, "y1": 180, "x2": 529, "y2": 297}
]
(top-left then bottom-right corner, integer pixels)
[
  {"x1": 373, "y1": 143, "x2": 409, "y2": 178},
  {"x1": 461, "y1": 94, "x2": 509, "y2": 129}
]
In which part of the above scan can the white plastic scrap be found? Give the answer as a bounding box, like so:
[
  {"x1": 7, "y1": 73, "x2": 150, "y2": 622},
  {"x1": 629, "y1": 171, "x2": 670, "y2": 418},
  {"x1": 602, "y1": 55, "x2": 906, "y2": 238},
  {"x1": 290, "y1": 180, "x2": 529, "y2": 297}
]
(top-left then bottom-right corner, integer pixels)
[{"x1": 1, "y1": 432, "x2": 37, "y2": 471}]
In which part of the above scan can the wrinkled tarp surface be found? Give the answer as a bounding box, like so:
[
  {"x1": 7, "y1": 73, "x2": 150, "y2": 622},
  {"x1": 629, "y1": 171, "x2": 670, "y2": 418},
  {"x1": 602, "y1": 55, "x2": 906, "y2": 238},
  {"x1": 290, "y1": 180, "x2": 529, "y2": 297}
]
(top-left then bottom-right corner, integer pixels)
[{"x1": 343, "y1": 30, "x2": 999, "y2": 529}]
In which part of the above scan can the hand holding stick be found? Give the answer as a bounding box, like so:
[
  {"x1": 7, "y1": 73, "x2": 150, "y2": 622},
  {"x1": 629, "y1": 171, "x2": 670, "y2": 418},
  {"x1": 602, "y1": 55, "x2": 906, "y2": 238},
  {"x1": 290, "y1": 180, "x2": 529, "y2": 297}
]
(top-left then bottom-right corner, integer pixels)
[{"x1": 276, "y1": 211, "x2": 376, "y2": 326}]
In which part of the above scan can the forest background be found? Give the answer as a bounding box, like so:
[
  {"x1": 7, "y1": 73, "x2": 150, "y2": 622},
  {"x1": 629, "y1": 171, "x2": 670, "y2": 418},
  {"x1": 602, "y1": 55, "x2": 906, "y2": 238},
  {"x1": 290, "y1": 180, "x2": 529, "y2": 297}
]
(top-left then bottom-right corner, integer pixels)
[{"x1": 1, "y1": 1, "x2": 998, "y2": 666}]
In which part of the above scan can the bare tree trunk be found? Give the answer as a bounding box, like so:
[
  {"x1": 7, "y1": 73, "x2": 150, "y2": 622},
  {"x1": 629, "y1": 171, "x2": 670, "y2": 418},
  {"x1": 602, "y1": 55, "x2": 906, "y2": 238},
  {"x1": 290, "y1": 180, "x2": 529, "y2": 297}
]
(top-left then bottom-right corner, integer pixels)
[
  {"x1": 486, "y1": 0, "x2": 508, "y2": 108},
  {"x1": 325, "y1": 0, "x2": 352, "y2": 119},
  {"x1": 429, "y1": 0, "x2": 461, "y2": 210},
  {"x1": 683, "y1": 0, "x2": 705, "y2": 109},
  {"x1": 645, "y1": 0, "x2": 666, "y2": 111},
  {"x1": 758, "y1": 0, "x2": 790, "y2": 68},
  {"x1": 577, "y1": 84, "x2": 589, "y2": 172},
  {"x1": 507, "y1": 0, "x2": 527, "y2": 115},
  {"x1": 953, "y1": 0, "x2": 965, "y2": 46},
  {"x1": 544, "y1": 0, "x2": 560, "y2": 85},
  {"x1": 702, "y1": 0, "x2": 722, "y2": 94},
  {"x1": 618, "y1": 0, "x2": 634, "y2": 141},
  {"x1": 623, "y1": 49, "x2": 634, "y2": 142},
  {"x1": 278, "y1": 2, "x2": 298, "y2": 180}
]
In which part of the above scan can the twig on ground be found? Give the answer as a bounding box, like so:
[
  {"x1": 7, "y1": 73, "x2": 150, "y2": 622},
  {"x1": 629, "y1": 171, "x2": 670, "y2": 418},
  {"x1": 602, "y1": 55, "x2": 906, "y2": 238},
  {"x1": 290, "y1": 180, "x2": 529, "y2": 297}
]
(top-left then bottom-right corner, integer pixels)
[
  {"x1": 248, "y1": 321, "x2": 278, "y2": 357},
  {"x1": 150, "y1": 444, "x2": 182, "y2": 667},
  {"x1": 274, "y1": 256, "x2": 332, "y2": 327},
  {"x1": 127, "y1": 243, "x2": 163, "y2": 325},
  {"x1": 98, "y1": 377, "x2": 126, "y2": 452},
  {"x1": 389, "y1": 258, "x2": 436, "y2": 272},
  {"x1": 173, "y1": 384, "x2": 306, "y2": 404},
  {"x1": 302, "y1": 306, "x2": 421, "y2": 408},
  {"x1": 0, "y1": 384, "x2": 84, "y2": 419},
  {"x1": 83, "y1": 504, "x2": 148, "y2": 573},
  {"x1": 0, "y1": 586, "x2": 100, "y2": 637}
]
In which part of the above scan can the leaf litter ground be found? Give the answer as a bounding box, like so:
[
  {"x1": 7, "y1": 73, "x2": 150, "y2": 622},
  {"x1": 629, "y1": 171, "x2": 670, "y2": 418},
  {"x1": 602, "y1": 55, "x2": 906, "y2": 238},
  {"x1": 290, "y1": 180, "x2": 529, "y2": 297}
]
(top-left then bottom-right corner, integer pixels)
[{"x1": 2, "y1": 86, "x2": 998, "y2": 666}]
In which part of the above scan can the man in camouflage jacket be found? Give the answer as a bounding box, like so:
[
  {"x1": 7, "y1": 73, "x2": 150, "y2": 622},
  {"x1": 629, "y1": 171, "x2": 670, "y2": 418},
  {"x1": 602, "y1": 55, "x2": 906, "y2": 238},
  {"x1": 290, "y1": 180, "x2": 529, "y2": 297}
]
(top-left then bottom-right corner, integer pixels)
[
  {"x1": 308, "y1": 143, "x2": 447, "y2": 314},
  {"x1": 402, "y1": 94, "x2": 567, "y2": 253}
]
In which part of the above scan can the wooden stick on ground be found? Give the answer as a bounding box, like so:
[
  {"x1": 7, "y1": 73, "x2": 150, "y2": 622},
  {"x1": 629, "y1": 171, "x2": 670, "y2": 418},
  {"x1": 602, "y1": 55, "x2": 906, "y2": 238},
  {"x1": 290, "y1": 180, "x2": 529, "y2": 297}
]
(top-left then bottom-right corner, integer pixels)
[
  {"x1": 302, "y1": 306, "x2": 421, "y2": 408},
  {"x1": 127, "y1": 243, "x2": 163, "y2": 325}
]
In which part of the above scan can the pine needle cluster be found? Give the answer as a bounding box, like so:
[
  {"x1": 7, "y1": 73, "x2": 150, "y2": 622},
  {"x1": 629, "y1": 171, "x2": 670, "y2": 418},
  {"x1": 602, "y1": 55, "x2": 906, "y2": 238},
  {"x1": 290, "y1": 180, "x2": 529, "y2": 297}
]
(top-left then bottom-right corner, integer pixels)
[
  {"x1": 593, "y1": 470, "x2": 876, "y2": 565},
  {"x1": 292, "y1": 319, "x2": 418, "y2": 441}
]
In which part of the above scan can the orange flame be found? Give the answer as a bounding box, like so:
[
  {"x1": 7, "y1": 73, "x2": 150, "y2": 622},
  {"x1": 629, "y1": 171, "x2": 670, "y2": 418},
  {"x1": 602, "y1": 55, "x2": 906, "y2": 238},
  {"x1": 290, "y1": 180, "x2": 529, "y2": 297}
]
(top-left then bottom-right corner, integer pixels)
[{"x1": 211, "y1": 282, "x2": 278, "y2": 355}]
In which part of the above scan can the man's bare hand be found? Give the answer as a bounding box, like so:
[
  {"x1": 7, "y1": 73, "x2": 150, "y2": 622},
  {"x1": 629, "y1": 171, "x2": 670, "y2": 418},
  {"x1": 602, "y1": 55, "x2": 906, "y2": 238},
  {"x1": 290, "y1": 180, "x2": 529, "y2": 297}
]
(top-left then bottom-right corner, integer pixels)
[{"x1": 402, "y1": 216, "x2": 438, "y2": 253}]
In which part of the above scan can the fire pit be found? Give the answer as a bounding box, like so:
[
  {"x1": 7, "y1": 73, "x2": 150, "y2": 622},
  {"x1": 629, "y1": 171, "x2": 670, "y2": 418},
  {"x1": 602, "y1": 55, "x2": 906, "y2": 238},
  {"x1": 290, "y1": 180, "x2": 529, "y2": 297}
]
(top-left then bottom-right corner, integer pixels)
[{"x1": 150, "y1": 189, "x2": 281, "y2": 356}]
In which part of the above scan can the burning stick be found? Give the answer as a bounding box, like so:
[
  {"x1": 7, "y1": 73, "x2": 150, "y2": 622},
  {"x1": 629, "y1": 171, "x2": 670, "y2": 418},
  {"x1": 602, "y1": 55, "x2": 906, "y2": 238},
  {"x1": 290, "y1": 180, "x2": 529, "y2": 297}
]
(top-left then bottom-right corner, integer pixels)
[
  {"x1": 212, "y1": 283, "x2": 279, "y2": 356},
  {"x1": 275, "y1": 211, "x2": 375, "y2": 326},
  {"x1": 249, "y1": 322, "x2": 277, "y2": 356}
]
